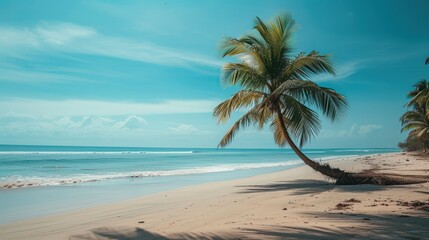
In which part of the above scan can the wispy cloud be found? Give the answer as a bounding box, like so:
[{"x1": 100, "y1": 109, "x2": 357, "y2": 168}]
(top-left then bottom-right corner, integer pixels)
[
  {"x1": 0, "y1": 64, "x2": 99, "y2": 84},
  {"x1": 320, "y1": 123, "x2": 383, "y2": 138},
  {"x1": 314, "y1": 61, "x2": 361, "y2": 82},
  {"x1": 114, "y1": 115, "x2": 148, "y2": 130},
  {"x1": 0, "y1": 114, "x2": 148, "y2": 137},
  {"x1": 0, "y1": 98, "x2": 219, "y2": 116},
  {"x1": 313, "y1": 44, "x2": 429, "y2": 83},
  {"x1": 168, "y1": 123, "x2": 198, "y2": 134},
  {"x1": 0, "y1": 22, "x2": 221, "y2": 69}
]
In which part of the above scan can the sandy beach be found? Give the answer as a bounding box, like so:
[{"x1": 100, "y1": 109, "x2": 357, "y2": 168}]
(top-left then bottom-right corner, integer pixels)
[
  {"x1": 1, "y1": 152, "x2": 428, "y2": 240},
  {"x1": 2, "y1": 1, "x2": 429, "y2": 239}
]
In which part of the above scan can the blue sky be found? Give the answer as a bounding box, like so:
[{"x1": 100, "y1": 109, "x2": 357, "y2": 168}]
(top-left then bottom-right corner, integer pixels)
[{"x1": 0, "y1": 0, "x2": 428, "y2": 148}]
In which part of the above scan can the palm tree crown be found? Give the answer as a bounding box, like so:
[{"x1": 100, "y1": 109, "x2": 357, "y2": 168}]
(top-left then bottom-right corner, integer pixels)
[
  {"x1": 401, "y1": 104, "x2": 429, "y2": 139},
  {"x1": 213, "y1": 14, "x2": 347, "y2": 148},
  {"x1": 401, "y1": 77, "x2": 429, "y2": 149},
  {"x1": 406, "y1": 80, "x2": 429, "y2": 109}
]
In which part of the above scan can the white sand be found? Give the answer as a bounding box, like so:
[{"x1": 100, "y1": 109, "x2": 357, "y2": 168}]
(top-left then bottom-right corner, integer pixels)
[{"x1": 1, "y1": 152, "x2": 428, "y2": 239}]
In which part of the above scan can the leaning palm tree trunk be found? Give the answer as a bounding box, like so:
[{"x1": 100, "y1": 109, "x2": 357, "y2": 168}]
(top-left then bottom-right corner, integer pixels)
[
  {"x1": 275, "y1": 108, "x2": 425, "y2": 185},
  {"x1": 275, "y1": 108, "x2": 346, "y2": 179},
  {"x1": 278, "y1": 118, "x2": 426, "y2": 184}
]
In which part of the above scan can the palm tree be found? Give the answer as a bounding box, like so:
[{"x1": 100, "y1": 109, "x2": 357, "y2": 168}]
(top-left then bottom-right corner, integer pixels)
[
  {"x1": 214, "y1": 13, "x2": 350, "y2": 181},
  {"x1": 214, "y1": 14, "x2": 427, "y2": 185},
  {"x1": 406, "y1": 80, "x2": 429, "y2": 110},
  {"x1": 406, "y1": 57, "x2": 429, "y2": 112},
  {"x1": 401, "y1": 104, "x2": 429, "y2": 147},
  {"x1": 400, "y1": 78, "x2": 429, "y2": 151}
]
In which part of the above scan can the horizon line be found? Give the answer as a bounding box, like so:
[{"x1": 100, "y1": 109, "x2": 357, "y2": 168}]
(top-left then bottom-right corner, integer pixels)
[{"x1": 0, "y1": 143, "x2": 400, "y2": 150}]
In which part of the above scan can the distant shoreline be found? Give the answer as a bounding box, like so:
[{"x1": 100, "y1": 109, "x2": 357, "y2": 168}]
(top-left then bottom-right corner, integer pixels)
[{"x1": 0, "y1": 143, "x2": 400, "y2": 151}]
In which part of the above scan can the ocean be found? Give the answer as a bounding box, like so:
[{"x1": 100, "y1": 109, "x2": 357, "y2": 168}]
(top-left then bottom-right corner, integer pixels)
[{"x1": 0, "y1": 145, "x2": 398, "y2": 224}]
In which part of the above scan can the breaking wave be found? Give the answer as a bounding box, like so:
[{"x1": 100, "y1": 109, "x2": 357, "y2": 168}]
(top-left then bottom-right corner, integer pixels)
[{"x1": 1, "y1": 160, "x2": 302, "y2": 189}]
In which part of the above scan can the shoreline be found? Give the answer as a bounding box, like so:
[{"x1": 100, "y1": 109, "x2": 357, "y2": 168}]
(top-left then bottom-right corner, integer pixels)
[
  {"x1": 0, "y1": 152, "x2": 393, "y2": 224},
  {"x1": 1, "y1": 152, "x2": 428, "y2": 239},
  {"x1": 0, "y1": 151, "x2": 394, "y2": 190}
]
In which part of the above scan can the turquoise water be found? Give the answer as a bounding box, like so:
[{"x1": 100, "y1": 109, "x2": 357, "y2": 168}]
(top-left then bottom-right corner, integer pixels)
[{"x1": 0, "y1": 145, "x2": 398, "y2": 223}]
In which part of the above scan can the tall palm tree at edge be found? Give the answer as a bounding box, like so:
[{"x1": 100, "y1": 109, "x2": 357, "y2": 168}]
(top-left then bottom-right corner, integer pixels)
[{"x1": 214, "y1": 14, "x2": 427, "y2": 185}]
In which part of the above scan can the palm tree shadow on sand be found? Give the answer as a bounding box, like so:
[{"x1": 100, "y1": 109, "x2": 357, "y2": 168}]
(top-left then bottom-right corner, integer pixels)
[
  {"x1": 71, "y1": 211, "x2": 429, "y2": 240},
  {"x1": 71, "y1": 227, "x2": 164, "y2": 240},
  {"x1": 241, "y1": 212, "x2": 429, "y2": 240},
  {"x1": 71, "y1": 227, "x2": 240, "y2": 240},
  {"x1": 237, "y1": 179, "x2": 385, "y2": 195}
]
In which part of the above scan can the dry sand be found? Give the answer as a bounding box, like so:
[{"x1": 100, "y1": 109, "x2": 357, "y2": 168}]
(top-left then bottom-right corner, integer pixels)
[{"x1": 1, "y1": 152, "x2": 429, "y2": 239}]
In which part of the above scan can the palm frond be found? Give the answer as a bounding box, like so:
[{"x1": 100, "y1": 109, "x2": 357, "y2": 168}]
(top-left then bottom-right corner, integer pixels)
[
  {"x1": 402, "y1": 122, "x2": 426, "y2": 132},
  {"x1": 217, "y1": 104, "x2": 272, "y2": 147},
  {"x1": 253, "y1": 16, "x2": 271, "y2": 47},
  {"x1": 400, "y1": 110, "x2": 424, "y2": 124},
  {"x1": 255, "y1": 105, "x2": 273, "y2": 129},
  {"x1": 281, "y1": 51, "x2": 335, "y2": 80},
  {"x1": 221, "y1": 63, "x2": 268, "y2": 90},
  {"x1": 213, "y1": 90, "x2": 265, "y2": 123},
  {"x1": 270, "y1": 116, "x2": 288, "y2": 147},
  {"x1": 400, "y1": 103, "x2": 429, "y2": 141},
  {"x1": 406, "y1": 80, "x2": 429, "y2": 108},
  {"x1": 254, "y1": 14, "x2": 295, "y2": 55},
  {"x1": 416, "y1": 127, "x2": 429, "y2": 138},
  {"x1": 220, "y1": 37, "x2": 253, "y2": 57},
  {"x1": 218, "y1": 111, "x2": 254, "y2": 148},
  {"x1": 269, "y1": 95, "x2": 321, "y2": 148},
  {"x1": 280, "y1": 95, "x2": 321, "y2": 147},
  {"x1": 272, "y1": 80, "x2": 348, "y2": 121}
]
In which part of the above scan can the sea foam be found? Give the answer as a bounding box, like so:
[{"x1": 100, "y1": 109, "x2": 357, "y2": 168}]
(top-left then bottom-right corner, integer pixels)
[{"x1": 0, "y1": 160, "x2": 302, "y2": 189}]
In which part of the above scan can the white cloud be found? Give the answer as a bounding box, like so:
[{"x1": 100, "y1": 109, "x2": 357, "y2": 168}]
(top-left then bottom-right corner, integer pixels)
[
  {"x1": 0, "y1": 114, "x2": 150, "y2": 137},
  {"x1": 0, "y1": 22, "x2": 221, "y2": 68},
  {"x1": 53, "y1": 116, "x2": 81, "y2": 128},
  {"x1": 0, "y1": 26, "x2": 40, "y2": 52},
  {"x1": 114, "y1": 115, "x2": 148, "y2": 129},
  {"x1": 76, "y1": 116, "x2": 116, "y2": 130},
  {"x1": 0, "y1": 98, "x2": 219, "y2": 116},
  {"x1": 34, "y1": 22, "x2": 96, "y2": 45},
  {"x1": 169, "y1": 124, "x2": 198, "y2": 134}
]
